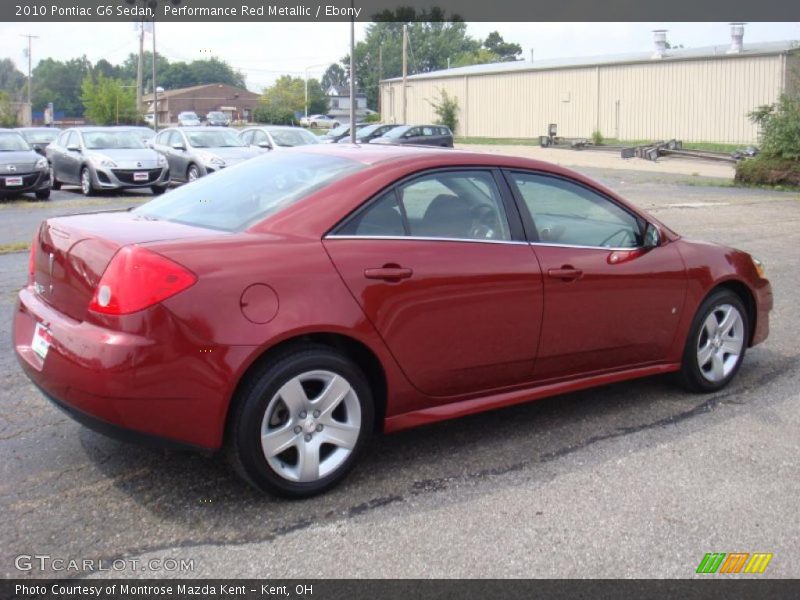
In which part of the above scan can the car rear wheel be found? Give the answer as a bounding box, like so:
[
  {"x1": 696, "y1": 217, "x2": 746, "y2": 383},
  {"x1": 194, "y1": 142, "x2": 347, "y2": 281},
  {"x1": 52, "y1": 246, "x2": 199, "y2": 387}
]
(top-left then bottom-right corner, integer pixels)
[
  {"x1": 679, "y1": 289, "x2": 748, "y2": 392},
  {"x1": 228, "y1": 345, "x2": 374, "y2": 497},
  {"x1": 80, "y1": 167, "x2": 95, "y2": 196}
]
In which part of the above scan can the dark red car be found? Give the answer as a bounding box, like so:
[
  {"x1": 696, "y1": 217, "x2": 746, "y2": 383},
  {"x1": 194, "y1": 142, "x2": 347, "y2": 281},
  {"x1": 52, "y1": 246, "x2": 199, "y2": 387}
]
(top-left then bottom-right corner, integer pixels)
[{"x1": 14, "y1": 145, "x2": 772, "y2": 497}]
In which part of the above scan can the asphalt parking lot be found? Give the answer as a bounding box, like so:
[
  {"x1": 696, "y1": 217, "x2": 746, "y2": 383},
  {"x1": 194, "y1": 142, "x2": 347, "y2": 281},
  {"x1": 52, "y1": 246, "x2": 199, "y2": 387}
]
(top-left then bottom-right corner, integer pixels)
[{"x1": 1, "y1": 162, "x2": 799, "y2": 579}]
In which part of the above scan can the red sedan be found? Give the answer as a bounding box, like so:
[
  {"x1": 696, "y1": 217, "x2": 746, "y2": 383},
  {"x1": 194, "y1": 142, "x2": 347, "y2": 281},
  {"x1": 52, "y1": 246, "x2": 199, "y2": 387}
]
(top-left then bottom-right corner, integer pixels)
[{"x1": 14, "y1": 145, "x2": 772, "y2": 497}]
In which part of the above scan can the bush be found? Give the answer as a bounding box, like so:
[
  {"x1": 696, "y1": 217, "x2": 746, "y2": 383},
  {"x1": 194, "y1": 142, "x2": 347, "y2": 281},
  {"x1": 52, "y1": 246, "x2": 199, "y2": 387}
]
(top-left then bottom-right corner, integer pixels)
[
  {"x1": 253, "y1": 105, "x2": 295, "y2": 126},
  {"x1": 364, "y1": 112, "x2": 381, "y2": 123},
  {"x1": 735, "y1": 157, "x2": 800, "y2": 187},
  {"x1": 427, "y1": 89, "x2": 459, "y2": 133},
  {"x1": 0, "y1": 91, "x2": 18, "y2": 127},
  {"x1": 591, "y1": 129, "x2": 604, "y2": 145},
  {"x1": 748, "y1": 93, "x2": 800, "y2": 160}
]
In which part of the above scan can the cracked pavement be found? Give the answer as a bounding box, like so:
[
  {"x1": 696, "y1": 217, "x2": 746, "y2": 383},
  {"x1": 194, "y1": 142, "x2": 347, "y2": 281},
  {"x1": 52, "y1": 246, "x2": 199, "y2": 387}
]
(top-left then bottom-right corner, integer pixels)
[{"x1": 1, "y1": 168, "x2": 799, "y2": 579}]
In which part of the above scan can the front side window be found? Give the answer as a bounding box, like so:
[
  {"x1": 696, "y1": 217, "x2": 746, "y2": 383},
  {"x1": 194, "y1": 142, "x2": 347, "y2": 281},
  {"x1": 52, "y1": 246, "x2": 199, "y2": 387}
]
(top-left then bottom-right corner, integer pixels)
[
  {"x1": 509, "y1": 172, "x2": 643, "y2": 248},
  {"x1": 337, "y1": 170, "x2": 511, "y2": 242},
  {"x1": 185, "y1": 129, "x2": 244, "y2": 148}
]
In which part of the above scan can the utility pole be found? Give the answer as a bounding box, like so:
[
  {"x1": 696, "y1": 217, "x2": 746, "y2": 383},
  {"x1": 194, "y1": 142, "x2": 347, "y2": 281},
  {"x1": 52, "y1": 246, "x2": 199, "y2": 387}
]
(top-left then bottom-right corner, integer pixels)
[
  {"x1": 136, "y1": 20, "x2": 144, "y2": 113},
  {"x1": 152, "y1": 16, "x2": 158, "y2": 130},
  {"x1": 349, "y1": 0, "x2": 356, "y2": 143},
  {"x1": 402, "y1": 24, "x2": 407, "y2": 125},
  {"x1": 20, "y1": 34, "x2": 39, "y2": 126},
  {"x1": 377, "y1": 45, "x2": 382, "y2": 118}
]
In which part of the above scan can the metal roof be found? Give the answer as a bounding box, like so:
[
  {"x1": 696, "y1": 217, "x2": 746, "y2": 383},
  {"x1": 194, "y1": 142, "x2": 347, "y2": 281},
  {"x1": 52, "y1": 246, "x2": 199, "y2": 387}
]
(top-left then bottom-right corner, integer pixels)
[{"x1": 382, "y1": 40, "x2": 799, "y2": 83}]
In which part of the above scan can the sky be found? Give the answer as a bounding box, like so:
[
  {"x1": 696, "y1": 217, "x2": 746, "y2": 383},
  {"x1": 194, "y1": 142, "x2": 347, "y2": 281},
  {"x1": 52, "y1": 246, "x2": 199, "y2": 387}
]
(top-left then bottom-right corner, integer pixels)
[{"x1": 1, "y1": 21, "x2": 798, "y2": 93}]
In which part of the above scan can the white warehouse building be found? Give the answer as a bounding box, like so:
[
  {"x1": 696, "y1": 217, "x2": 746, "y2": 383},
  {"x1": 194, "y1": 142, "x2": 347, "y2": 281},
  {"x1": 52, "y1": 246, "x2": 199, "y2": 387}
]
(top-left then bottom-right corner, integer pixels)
[{"x1": 379, "y1": 26, "x2": 799, "y2": 144}]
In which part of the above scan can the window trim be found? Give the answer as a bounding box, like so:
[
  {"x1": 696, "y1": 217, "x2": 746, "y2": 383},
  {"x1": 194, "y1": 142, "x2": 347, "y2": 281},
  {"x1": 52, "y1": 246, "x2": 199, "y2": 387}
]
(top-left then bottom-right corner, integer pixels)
[
  {"x1": 326, "y1": 166, "x2": 526, "y2": 243},
  {"x1": 501, "y1": 169, "x2": 647, "y2": 248}
]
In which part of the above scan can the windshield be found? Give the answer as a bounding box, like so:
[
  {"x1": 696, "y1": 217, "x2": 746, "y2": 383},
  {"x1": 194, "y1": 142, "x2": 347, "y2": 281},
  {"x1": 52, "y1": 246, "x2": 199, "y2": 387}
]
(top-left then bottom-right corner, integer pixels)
[
  {"x1": 125, "y1": 128, "x2": 155, "y2": 141},
  {"x1": 83, "y1": 131, "x2": 145, "y2": 150},
  {"x1": 179, "y1": 112, "x2": 198, "y2": 119},
  {"x1": 186, "y1": 129, "x2": 244, "y2": 148},
  {"x1": 0, "y1": 132, "x2": 31, "y2": 151},
  {"x1": 134, "y1": 152, "x2": 364, "y2": 231},
  {"x1": 356, "y1": 124, "x2": 386, "y2": 139},
  {"x1": 383, "y1": 126, "x2": 410, "y2": 139},
  {"x1": 207, "y1": 112, "x2": 226, "y2": 119},
  {"x1": 267, "y1": 128, "x2": 319, "y2": 147},
  {"x1": 19, "y1": 129, "x2": 59, "y2": 144},
  {"x1": 328, "y1": 124, "x2": 349, "y2": 136}
]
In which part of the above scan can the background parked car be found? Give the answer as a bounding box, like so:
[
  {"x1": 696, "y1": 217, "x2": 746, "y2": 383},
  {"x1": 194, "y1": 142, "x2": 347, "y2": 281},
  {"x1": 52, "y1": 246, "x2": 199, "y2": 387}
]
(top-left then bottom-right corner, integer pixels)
[
  {"x1": 177, "y1": 111, "x2": 201, "y2": 127},
  {"x1": 371, "y1": 125, "x2": 454, "y2": 147},
  {"x1": 206, "y1": 111, "x2": 231, "y2": 127},
  {"x1": 119, "y1": 126, "x2": 156, "y2": 146},
  {"x1": 0, "y1": 128, "x2": 51, "y2": 200},
  {"x1": 320, "y1": 122, "x2": 372, "y2": 143},
  {"x1": 15, "y1": 127, "x2": 60, "y2": 156},
  {"x1": 354, "y1": 123, "x2": 403, "y2": 144},
  {"x1": 47, "y1": 127, "x2": 169, "y2": 196},
  {"x1": 151, "y1": 126, "x2": 261, "y2": 183},
  {"x1": 239, "y1": 126, "x2": 320, "y2": 150},
  {"x1": 300, "y1": 114, "x2": 340, "y2": 129}
]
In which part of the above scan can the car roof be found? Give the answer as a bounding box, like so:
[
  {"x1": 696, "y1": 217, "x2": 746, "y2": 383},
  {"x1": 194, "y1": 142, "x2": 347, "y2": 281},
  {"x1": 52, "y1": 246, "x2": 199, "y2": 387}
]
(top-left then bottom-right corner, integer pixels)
[
  {"x1": 15, "y1": 127, "x2": 58, "y2": 131},
  {"x1": 174, "y1": 126, "x2": 233, "y2": 131}
]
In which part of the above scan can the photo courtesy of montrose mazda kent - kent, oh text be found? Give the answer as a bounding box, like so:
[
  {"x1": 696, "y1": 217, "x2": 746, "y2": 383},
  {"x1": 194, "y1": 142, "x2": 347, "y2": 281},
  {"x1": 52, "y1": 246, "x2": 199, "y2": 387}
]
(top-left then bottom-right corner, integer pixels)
[{"x1": 13, "y1": 144, "x2": 772, "y2": 497}]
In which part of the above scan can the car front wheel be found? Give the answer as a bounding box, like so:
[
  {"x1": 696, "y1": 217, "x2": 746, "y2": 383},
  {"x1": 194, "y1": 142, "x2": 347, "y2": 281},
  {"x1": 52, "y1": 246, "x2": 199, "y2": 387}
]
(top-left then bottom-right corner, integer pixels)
[
  {"x1": 228, "y1": 345, "x2": 374, "y2": 497},
  {"x1": 80, "y1": 167, "x2": 95, "y2": 196},
  {"x1": 680, "y1": 289, "x2": 749, "y2": 392}
]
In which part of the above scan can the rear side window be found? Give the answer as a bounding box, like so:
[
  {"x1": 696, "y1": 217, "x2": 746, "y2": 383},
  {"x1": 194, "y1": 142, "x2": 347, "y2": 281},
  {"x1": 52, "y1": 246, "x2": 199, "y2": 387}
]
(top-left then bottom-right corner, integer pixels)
[
  {"x1": 135, "y1": 152, "x2": 364, "y2": 232},
  {"x1": 335, "y1": 170, "x2": 511, "y2": 242}
]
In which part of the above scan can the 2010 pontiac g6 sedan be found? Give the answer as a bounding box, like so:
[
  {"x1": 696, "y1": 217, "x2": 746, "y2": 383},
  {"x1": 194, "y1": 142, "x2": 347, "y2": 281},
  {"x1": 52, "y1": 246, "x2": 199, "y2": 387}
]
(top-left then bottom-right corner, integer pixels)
[{"x1": 14, "y1": 145, "x2": 772, "y2": 497}]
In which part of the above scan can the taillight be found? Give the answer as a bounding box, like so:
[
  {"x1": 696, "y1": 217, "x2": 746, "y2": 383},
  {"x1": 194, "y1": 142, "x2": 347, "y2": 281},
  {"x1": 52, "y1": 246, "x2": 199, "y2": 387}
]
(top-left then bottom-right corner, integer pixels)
[
  {"x1": 89, "y1": 246, "x2": 197, "y2": 315},
  {"x1": 27, "y1": 232, "x2": 37, "y2": 286}
]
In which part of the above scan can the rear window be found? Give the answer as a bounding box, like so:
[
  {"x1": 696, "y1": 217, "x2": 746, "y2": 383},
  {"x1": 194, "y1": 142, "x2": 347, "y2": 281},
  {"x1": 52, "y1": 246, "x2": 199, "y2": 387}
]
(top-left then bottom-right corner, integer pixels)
[{"x1": 134, "y1": 152, "x2": 364, "y2": 232}]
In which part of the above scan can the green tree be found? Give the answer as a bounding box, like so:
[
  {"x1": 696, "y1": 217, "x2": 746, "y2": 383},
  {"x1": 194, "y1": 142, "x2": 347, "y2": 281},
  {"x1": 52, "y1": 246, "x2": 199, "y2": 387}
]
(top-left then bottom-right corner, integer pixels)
[
  {"x1": 81, "y1": 73, "x2": 137, "y2": 125},
  {"x1": 32, "y1": 56, "x2": 92, "y2": 115},
  {"x1": 749, "y1": 93, "x2": 800, "y2": 160},
  {"x1": 0, "y1": 91, "x2": 18, "y2": 127},
  {"x1": 483, "y1": 31, "x2": 522, "y2": 61},
  {"x1": 0, "y1": 59, "x2": 26, "y2": 99},
  {"x1": 259, "y1": 75, "x2": 327, "y2": 117},
  {"x1": 321, "y1": 63, "x2": 347, "y2": 92},
  {"x1": 427, "y1": 88, "x2": 459, "y2": 132},
  {"x1": 344, "y1": 7, "x2": 480, "y2": 109}
]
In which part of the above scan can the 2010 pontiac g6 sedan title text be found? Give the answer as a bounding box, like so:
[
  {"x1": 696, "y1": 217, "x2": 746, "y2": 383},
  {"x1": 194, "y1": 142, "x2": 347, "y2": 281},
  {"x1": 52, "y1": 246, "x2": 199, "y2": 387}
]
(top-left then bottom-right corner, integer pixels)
[{"x1": 15, "y1": 3, "x2": 362, "y2": 17}]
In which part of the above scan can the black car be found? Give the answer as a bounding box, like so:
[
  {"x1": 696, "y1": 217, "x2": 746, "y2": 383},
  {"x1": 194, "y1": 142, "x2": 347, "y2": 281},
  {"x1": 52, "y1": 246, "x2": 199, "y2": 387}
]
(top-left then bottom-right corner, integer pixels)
[
  {"x1": 206, "y1": 111, "x2": 231, "y2": 127},
  {"x1": 15, "y1": 127, "x2": 60, "y2": 155},
  {"x1": 0, "y1": 129, "x2": 51, "y2": 200},
  {"x1": 320, "y1": 122, "x2": 371, "y2": 143},
  {"x1": 371, "y1": 124, "x2": 454, "y2": 147},
  {"x1": 354, "y1": 123, "x2": 404, "y2": 143}
]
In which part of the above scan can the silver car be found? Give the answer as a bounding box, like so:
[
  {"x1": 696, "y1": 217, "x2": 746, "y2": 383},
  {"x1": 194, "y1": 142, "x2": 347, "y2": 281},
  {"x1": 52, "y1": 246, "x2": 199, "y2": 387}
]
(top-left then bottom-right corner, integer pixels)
[
  {"x1": 177, "y1": 111, "x2": 201, "y2": 127},
  {"x1": 47, "y1": 127, "x2": 169, "y2": 196},
  {"x1": 239, "y1": 126, "x2": 320, "y2": 151},
  {"x1": 0, "y1": 128, "x2": 51, "y2": 200},
  {"x1": 151, "y1": 127, "x2": 262, "y2": 183}
]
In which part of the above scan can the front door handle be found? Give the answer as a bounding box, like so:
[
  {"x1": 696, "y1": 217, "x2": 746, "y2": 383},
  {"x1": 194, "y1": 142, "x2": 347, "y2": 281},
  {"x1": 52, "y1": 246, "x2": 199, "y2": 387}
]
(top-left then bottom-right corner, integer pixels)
[
  {"x1": 364, "y1": 265, "x2": 413, "y2": 281},
  {"x1": 547, "y1": 267, "x2": 583, "y2": 281}
]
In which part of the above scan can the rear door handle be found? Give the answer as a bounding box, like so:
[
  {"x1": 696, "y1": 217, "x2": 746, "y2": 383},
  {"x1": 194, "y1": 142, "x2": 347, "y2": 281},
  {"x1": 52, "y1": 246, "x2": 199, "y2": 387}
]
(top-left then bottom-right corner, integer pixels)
[
  {"x1": 547, "y1": 267, "x2": 583, "y2": 281},
  {"x1": 364, "y1": 266, "x2": 413, "y2": 281}
]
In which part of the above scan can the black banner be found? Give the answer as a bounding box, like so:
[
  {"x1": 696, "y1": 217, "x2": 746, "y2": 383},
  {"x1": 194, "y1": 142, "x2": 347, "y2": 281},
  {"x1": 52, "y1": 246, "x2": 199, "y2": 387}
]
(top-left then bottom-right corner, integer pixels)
[
  {"x1": 3, "y1": 0, "x2": 800, "y2": 22},
  {"x1": 3, "y1": 580, "x2": 800, "y2": 600}
]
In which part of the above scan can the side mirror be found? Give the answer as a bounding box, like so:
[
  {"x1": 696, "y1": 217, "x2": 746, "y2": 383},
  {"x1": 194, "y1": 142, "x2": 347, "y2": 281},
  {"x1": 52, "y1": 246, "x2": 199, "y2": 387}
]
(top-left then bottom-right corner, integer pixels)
[
  {"x1": 171, "y1": 142, "x2": 186, "y2": 151},
  {"x1": 257, "y1": 141, "x2": 272, "y2": 149},
  {"x1": 66, "y1": 144, "x2": 80, "y2": 152},
  {"x1": 643, "y1": 223, "x2": 661, "y2": 249},
  {"x1": 33, "y1": 146, "x2": 45, "y2": 155}
]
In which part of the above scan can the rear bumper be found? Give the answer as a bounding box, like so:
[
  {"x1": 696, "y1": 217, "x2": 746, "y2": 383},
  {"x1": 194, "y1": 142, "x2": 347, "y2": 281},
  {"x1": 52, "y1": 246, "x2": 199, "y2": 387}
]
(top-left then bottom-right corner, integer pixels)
[{"x1": 14, "y1": 286, "x2": 236, "y2": 451}]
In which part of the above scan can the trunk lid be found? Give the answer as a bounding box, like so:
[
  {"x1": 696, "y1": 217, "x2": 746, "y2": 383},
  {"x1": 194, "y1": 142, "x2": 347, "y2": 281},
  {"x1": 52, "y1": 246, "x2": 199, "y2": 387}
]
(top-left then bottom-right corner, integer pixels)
[{"x1": 33, "y1": 211, "x2": 218, "y2": 321}]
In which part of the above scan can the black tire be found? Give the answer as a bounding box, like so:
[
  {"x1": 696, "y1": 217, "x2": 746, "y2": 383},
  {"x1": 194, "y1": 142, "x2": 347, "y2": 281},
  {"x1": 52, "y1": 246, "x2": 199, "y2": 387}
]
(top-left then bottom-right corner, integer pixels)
[
  {"x1": 228, "y1": 345, "x2": 374, "y2": 498},
  {"x1": 34, "y1": 189, "x2": 50, "y2": 201},
  {"x1": 150, "y1": 184, "x2": 168, "y2": 195},
  {"x1": 679, "y1": 289, "x2": 749, "y2": 393},
  {"x1": 50, "y1": 167, "x2": 61, "y2": 190},
  {"x1": 186, "y1": 164, "x2": 200, "y2": 182},
  {"x1": 80, "y1": 167, "x2": 95, "y2": 197}
]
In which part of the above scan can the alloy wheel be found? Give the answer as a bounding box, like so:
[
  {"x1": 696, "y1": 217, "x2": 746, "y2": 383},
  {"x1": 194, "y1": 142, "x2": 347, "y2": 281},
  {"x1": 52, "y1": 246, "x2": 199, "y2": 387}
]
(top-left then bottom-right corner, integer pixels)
[
  {"x1": 696, "y1": 303, "x2": 745, "y2": 383},
  {"x1": 260, "y1": 370, "x2": 362, "y2": 483}
]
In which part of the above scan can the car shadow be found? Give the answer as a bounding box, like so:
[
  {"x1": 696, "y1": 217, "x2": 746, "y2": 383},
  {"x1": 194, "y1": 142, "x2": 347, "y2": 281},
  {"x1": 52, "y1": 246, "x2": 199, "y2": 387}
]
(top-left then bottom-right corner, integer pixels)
[{"x1": 74, "y1": 346, "x2": 794, "y2": 560}]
